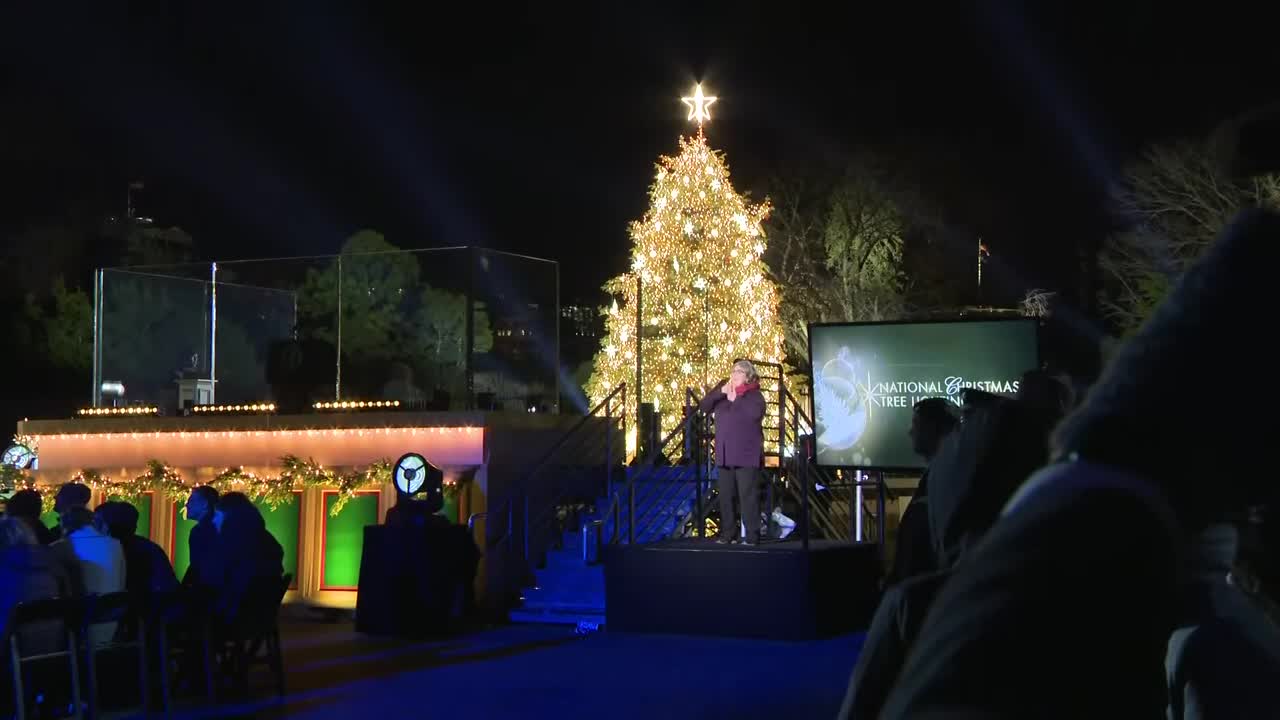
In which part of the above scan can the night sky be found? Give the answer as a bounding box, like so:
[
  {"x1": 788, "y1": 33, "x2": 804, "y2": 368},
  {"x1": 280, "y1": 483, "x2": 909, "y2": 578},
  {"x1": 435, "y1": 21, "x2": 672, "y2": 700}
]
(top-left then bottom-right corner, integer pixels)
[{"x1": 3, "y1": 2, "x2": 1277, "y2": 303}]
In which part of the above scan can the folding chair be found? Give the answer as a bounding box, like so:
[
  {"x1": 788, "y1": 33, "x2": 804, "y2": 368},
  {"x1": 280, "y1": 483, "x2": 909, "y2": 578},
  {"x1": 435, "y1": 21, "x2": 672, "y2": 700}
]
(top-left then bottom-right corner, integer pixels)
[
  {"x1": 7, "y1": 597, "x2": 83, "y2": 720},
  {"x1": 80, "y1": 592, "x2": 152, "y2": 719},
  {"x1": 216, "y1": 574, "x2": 290, "y2": 698}
]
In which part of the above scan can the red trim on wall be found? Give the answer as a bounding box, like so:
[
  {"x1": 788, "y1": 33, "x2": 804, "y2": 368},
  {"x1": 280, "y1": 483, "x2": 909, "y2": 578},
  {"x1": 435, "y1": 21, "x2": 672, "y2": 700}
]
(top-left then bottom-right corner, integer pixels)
[
  {"x1": 170, "y1": 504, "x2": 178, "y2": 560},
  {"x1": 318, "y1": 490, "x2": 382, "y2": 591},
  {"x1": 288, "y1": 491, "x2": 302, "y2": 590}
]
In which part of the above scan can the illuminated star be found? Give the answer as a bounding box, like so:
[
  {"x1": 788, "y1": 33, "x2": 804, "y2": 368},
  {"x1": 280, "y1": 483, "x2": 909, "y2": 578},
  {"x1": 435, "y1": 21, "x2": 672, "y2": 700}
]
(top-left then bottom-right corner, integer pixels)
[{"x1": 681, "y1": 83, "x2": 717, "y2": 125}]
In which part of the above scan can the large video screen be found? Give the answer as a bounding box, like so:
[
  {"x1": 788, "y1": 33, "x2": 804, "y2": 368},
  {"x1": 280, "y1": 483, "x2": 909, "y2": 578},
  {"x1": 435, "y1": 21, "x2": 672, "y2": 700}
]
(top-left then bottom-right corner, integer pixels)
[{"x1": 808, "y1": 318, "x2": 1039, "y2": 470}]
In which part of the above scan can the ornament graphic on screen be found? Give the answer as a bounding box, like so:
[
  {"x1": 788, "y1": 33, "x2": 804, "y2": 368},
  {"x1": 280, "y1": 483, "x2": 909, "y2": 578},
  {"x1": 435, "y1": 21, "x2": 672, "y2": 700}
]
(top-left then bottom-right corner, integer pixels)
[
  {"x1": 814, "y1": 348, "x2": 868, "y2": 452},
  {"x1": 392, "y1": 453, "x2": 429, "y2": 495}
]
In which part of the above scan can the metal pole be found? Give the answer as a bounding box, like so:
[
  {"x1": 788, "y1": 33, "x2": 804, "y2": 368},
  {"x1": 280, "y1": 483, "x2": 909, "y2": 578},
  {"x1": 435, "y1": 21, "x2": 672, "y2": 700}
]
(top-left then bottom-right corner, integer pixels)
[
  {"x1": 691, "y1": 393, "x2": 703, "y2": 538},
  {"x1": 855, "y1": 470, "x2": 864, "y2": 542},
  {"x1": 92, "y1": 269, "x2": 103, "y2": 407},
  {"x1": 634, "y1": 275, "x2": 643, "y2": 435},
  {"x1": 877, "y1": 471, "x2": 888, "y2": 559},
  {"x1": 777, "y1": 381, "x2": 785, "y2": 462},
  {"x1": 554, "y1": 261, "x2": 561, "y2": 413},
  {"x1": 606, "y1": 392, "x2": 614, "y2": 503},
  {"x1": 522, "y1": 493, "x2": 530, "y2": 562},
  {"x1": 850, "y1": 471, "x2": 857, "y2": 542},
  {"x1": 335, "y1": 255, "x2": 343, "y2": 400},
  {"x1": 800, "y1": 438, "x2": 811, "y2": 552},
  {"x1": 465, "y1": 248, "x2": 476, "y2": 410},
  {"x1": 209, "y1": 262, "x2": 217, "y2": 405}
]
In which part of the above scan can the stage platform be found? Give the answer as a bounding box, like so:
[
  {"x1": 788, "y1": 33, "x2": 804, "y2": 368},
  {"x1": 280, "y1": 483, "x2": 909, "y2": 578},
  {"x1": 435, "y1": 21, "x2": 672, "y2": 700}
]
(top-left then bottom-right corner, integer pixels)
[{"x1": 602, "y1": 538, "x2": 882, "y2": 641}]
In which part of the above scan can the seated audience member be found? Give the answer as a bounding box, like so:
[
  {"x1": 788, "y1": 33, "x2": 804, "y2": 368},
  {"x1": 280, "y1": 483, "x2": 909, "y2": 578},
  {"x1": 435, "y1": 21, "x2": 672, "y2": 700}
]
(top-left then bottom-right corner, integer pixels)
[
  {"x1": 182, "y1": 485, "x2": 221, "y2": 588},
  {"x1": 880, "y1": 209, "x2": 1280, "y2": 717},
  {"x1": 884, "y1": 398, "x2": 958, "y2": 588},
  {"x1": 0, "y1": 517, "x2": 71, "y2": 658},
  {"x1": 50, "y1": 482, "x2": 92, "y2": 542},
  {"x1": 1165, "y1": 498, "x2": 1280, "y2": 719},
  {"x1": 6, "y1": 489, "x2": 58, "y2": 545},
  {"x1": 95, "y1": 501, "x2": 179, "y2": 595},
  {"x1": 1017, "y1": 368, "x2": 1074, "y2": 417},
  {"x1": 212, "y1": 493, "x2": 283, "y2": 624},
  {"x1": 840, "y1": 395, "x2": 1056, "y2": 719},
  {"x1": 53, "y1": 506, "x2": 125, "y2": 644}
]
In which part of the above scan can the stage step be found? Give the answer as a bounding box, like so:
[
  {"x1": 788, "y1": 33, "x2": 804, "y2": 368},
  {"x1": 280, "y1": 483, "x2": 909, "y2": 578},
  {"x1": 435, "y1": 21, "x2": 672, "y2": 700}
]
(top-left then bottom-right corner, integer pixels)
[
  {"x1": 508, "y1": 607, "x2": 606, "y2": 627},
  {"x1": 512, "y1": 535, "x2": 605, "y2": 627},
  {"x1": 511, "y1": 468, "x2": 710, "y2": 627}
]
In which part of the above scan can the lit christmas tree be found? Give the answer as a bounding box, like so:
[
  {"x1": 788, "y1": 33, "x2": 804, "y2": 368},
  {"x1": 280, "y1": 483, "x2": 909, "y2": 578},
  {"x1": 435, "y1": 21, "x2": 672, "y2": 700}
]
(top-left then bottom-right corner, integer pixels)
[{"x1": 587, "y1": 84, "x2": 784, "y2": 445}]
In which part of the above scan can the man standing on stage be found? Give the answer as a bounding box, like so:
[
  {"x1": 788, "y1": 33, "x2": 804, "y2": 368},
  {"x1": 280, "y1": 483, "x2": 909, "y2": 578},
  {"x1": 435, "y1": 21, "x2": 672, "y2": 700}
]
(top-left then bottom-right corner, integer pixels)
[{"x1": 700, "y1": 359, "x2": 768, "y2": 545}]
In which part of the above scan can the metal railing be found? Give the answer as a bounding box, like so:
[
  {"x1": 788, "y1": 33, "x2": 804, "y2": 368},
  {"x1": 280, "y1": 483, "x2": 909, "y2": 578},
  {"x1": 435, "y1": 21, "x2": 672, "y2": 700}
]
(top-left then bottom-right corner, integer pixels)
[
  {"x1": 581, "y1": 388, "x2": 712, "y2": 556},
  {"x1": 744, "y1": 358, "x2": 885, "y2": 547},
  {"x1": 485, "y1": 383, "x2": 627, "y2": 572},
  {"x1": 482, "y1": 367, "x2": 890, "y2": 601}
]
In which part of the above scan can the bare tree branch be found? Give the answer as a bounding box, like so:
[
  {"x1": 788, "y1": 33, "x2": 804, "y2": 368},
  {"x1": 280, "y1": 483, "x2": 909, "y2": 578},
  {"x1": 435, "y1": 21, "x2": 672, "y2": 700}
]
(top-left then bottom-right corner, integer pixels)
[
  {"x1": 1101, "y1": 140, "x2": 1280, "y2": 331},
  {"x1": 765, "y1": 164, "x2": 910, "y2": 371}
]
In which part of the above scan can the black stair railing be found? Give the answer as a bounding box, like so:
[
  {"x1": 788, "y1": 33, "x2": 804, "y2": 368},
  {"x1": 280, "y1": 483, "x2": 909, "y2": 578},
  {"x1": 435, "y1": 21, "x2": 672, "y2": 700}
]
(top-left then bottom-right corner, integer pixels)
[
  {"x1": 775, "y1": 378, "x2": 886, "y2": 547},
  {"x1": 740, "y1": 358, "x2": 886, "y2": 546},
  {"x1": 486, "y1": 383, "x2": 627, "y2": 577},
  {"x1": 582, "y1": 365, "x2": 888, "y2": 554},
  {"x1": 777, "y1": 383, "x2": 849, "y2": 540},
  {"x1": 589, "y1": 388, "x2": 711, "y2": 547}
]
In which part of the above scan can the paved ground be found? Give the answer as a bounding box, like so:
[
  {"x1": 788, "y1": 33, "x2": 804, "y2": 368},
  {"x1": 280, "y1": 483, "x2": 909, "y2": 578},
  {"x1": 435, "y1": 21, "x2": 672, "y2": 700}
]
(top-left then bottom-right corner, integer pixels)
[{"x1": 169, "y1": 620, "x2": 865, "y2": 719}]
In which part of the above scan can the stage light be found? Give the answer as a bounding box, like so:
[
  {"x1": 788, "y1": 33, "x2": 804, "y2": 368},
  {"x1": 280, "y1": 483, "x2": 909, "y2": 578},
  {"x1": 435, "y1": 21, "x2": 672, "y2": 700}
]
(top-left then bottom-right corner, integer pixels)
[
  {"x1": 77, "y1": 407, "x2": 159, "y2": 417},
  {"x1": 312, "y1": 400, "x2": 402, "y2": 412},
  {"x1": 36, "y1": 426, "x2": 480, "y2": 441},
  {"x1": 192, "y1": 403, "x2": 277, "y2": 414}
]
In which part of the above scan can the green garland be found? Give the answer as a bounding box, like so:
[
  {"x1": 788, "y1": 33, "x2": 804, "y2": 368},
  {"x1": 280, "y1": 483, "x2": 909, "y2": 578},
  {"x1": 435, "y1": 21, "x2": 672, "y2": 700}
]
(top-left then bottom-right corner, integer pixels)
[
  {"x1": 3, "y1": 455, "x2": 464, "y2": 516},
  {"x1": 213, "y1": 456, "x2": 396, "y2": 514}
]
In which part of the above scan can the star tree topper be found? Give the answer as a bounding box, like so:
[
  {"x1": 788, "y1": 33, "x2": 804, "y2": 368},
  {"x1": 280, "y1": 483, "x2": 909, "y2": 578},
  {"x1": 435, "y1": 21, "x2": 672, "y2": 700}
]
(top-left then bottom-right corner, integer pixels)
[{"x1": 681, "y1": 83, "x2": 717, "y2": 126}]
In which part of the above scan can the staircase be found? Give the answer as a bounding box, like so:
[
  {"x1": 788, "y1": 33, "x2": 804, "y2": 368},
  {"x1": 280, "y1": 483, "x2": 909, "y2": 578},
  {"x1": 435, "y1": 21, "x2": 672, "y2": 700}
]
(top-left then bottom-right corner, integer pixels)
[
  {"x1": 510, "y1": 525, "x2": 605, "y2": 626},
  {"x1": 497, "y1": 372, "x2": 882, "y2": 628},
  {"x1": 509, "y1": 464, "x2": 705, "y2": 626}
]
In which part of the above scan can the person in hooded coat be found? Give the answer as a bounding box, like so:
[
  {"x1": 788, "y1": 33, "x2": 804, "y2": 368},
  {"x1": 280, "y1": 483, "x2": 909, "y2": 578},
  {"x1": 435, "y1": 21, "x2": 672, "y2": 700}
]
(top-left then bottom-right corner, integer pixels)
[
  {"x1": 211, "y1": 493, "x2": 284, "y2": 625},
  {"x1": 838, "y1": 394, "x2": 1056, "y2": 719},
  {"x1": 880, "y1": 209, "x2": 1280, "y2": 717}
]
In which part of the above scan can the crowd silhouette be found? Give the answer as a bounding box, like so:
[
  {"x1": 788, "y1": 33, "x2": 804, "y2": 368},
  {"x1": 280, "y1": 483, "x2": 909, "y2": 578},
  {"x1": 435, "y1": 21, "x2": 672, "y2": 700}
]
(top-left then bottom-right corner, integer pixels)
[
  {"x1": 840, "y1": 208, "x2": 1280, "y2": 718},
  {"x1": 0, "y1": 482, "x2": 289, "y2": 715}
]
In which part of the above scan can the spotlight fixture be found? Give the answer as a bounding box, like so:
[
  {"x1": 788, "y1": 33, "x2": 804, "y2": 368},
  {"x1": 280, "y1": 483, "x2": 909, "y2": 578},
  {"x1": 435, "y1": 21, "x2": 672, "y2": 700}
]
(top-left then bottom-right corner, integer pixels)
[
  {"x1": 192, "y1": 403, "x2": 277, "y2": 414},
  {"x1": 77, "y1": 407, "x2": 159, "y2": 417},
  {"x1": 312, "y1": 400, "x2": 402, "y2": 411}
]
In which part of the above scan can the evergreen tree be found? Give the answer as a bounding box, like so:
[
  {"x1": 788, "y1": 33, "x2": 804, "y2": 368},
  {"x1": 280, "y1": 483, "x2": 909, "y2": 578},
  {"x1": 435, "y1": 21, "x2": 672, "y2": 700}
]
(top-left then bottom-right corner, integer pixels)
[{"x1": 588, "y1": 86, "x2": 784, "y2": 440}]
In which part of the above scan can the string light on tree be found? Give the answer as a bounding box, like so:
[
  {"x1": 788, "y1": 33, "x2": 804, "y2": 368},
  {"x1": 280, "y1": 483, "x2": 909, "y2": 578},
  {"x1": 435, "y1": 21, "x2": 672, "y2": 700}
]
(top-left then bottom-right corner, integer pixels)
[{"x1": 588, "y1": 83, "x2": 784, "y2": 442}]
